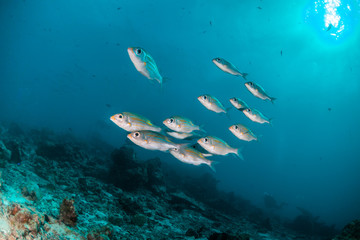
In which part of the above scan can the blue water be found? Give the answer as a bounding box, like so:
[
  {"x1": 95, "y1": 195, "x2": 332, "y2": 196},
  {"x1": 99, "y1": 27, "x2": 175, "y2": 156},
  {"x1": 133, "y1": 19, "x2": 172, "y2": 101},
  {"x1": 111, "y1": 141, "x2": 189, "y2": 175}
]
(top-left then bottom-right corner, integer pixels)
[{"x1": 1, "y1": 0, "x2": 359, "y2": 229}]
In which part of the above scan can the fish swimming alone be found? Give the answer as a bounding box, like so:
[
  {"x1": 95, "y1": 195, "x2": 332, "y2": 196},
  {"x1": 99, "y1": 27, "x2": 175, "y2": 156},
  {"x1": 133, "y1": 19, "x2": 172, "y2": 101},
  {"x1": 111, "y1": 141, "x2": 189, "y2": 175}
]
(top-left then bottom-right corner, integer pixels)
[
  {"x1": 244, "y1": 81, "x2": 276, "y2": 103},
  {"x1": 197, "y1": 136, "x2": 244, "y2": 160},
  {"x1": 127, "y1": 47, "x2": 164, "y2": 87},
  {"x1": 163, "y1": 116, "x2": 204, "y2": 133},
  {"x1": 110, "y1": 112, "x2": 162, "y2": 132},
  {"x1": 229, "y1": 97, "x2": 249, "y2": 110},
  {"x1": 241, "y1": 108, "x2": 272, "y2": 125},
  {"x1": 127, "y1": 130, "x2": 179, "y2": 152},
  {"x1": 229, "y1": 124, "x2": 258, "y2": 142},
  {"x1": 212, "y1": 57, "x2": 248, "y2": 80},
  {"x1": 198, "y1": 94, "x2": 228, "y2": 114},
  {"x1": 169, "y1": 146, "x2": 216, "y2": 172}
]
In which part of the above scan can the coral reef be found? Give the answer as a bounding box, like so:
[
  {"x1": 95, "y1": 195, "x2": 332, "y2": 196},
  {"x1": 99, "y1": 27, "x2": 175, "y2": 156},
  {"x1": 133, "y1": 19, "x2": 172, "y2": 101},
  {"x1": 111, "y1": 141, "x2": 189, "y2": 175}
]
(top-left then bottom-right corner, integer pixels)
[
  {"x1": 0, "y1": 122, "x2": 341, "y2": 239},
  {"x1": 333, "y1": 219, "x2": 360, "y2": 240}
]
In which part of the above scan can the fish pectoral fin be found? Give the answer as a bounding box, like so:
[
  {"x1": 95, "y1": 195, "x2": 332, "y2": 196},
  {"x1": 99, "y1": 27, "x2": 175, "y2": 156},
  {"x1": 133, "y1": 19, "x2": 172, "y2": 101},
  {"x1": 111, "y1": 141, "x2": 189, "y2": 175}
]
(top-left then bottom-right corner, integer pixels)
[{"x1": 127, "y1": 122, "x2": 132, "y2": 127}]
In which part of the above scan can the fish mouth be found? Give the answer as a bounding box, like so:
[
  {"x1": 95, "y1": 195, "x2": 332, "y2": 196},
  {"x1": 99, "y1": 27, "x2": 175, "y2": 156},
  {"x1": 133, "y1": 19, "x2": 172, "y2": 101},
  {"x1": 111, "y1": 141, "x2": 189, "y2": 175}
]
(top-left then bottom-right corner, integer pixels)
[
  {"x1": 110, "y1": 115, "x2": 116, "y2": 121},
  {"x1": 126, "y1": 133, "x2": 132, "y2": 139},
  {"x1": 127, "y1": 47, "x2": 134, "y2": 55}
]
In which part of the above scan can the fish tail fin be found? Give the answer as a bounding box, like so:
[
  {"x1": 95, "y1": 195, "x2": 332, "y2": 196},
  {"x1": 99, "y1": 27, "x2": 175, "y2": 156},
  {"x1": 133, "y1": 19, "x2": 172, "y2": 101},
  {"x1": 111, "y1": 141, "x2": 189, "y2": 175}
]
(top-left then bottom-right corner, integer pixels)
[
  {"x1": 225, "y1": 107, "x2": 232, "y2": 119},
  {"x1": 234, "y1": 146, "x2": 244, "y2": 161},
  {"x1": 241, "y1": 73, "x2": 248, "y2": 80},
  {"x1": 257, "y1": 134, "x2": 263, "y2": 142},
  {"x1": 207, "y1": 160, "x2": 218, "y2": 173},
  {"x1": 198, "y1": 125, "x2": 207, "y2": 133},
  {"x1": 269, "y1": 118, "x2": 273, "y2": 126},
  {"x1": 270, "y1": 97, "x2": 277, "y2": 104}
]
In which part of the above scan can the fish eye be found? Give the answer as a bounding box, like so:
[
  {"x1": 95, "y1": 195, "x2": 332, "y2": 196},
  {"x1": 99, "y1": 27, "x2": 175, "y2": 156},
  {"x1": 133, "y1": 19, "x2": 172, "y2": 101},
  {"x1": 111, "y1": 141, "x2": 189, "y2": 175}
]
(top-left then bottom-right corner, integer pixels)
[
  {"x1": 169, "y1": 118, "x2": 174, "y2": 123},
  {"x1": 249, "y1": 82, "x2": 253, "y2": 86},
  {"x1": 216, "y1": 58, "x2": 220, "y2": 62},
  {"x1": 174, "y1": 147, "x2": 178, "y2": 151},
  {"x1": 134, "y1": 132, "x2": 140, "y2": 137},
  {"x1": 246, "y1": 109, "x2": 251, "y2": 112},
  {"x1": 204, "y1": 138, "x2": 208, "y2": 143},
  {"x1": 232, "y1": 98, "x2": 237, "y2": 102},
  {"x1": 136, "y1": 48, "x2": 142, "y2": 55},
  {"x1": 118, "y1": 114, "x2": 123, "y2": 119},
  {"x1": 235, "y1": 125, "x2": 238, "y2": 129},
  {"x1": 203, "y1": 95, "x2": 207, "y2": 100}
]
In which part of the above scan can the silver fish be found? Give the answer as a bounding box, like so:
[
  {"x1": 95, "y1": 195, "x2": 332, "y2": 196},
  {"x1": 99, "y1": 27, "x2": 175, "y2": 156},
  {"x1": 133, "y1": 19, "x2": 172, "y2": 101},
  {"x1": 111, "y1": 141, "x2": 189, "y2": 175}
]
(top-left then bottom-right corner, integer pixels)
[
  {"x1": 198, "y1": 94, "x2": 228, "y2": 114},
  {"x1": 212, "y1": 57, "x2": 248, "y2": 79},
  {"x1": 166, "y1": 131, "x2": 194, "y2": 140},
  {"x1": 163, "y1": 116, "x2": 204, "y2": 133},
  {"x1": 229, "y1": 97, "x2": 249, "y2": 110},
  {"x1": 127, "y1": 47, "x2": 164, "y2": 87},
  {"x1": 245, "y1": 81, "x2": 276, "y2": 103},
  {"x1": 229, "y1": 124, "x2": 258, "y2": 142},
  {"x1": 127, "y1": 130, "x2": 179, "y2": 152},
  {"x1": 242, "y1": 108, "x2": 272, "y2": 124},
  {"x1": 197, "y1": 136, "x2": 244, "y2": 160},
  {"x1": 110, "y1": 112, "x2": 162, "y2": 132},
  {"x1": 169, "y1": 146, "x2": 216, "y2": 172}
]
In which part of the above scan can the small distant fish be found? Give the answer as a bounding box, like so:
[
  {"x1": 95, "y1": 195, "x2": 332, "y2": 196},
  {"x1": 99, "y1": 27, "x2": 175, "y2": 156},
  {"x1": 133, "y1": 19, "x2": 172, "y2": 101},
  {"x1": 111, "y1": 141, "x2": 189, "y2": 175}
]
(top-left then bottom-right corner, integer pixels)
[
  {"x1": 241, "y1": 108, "x2": 272, "y2": 124},
  {"x1": 257, "y1": 6, "x2": 262, "y2": 10},
  {"x1": 127, "y1": 47, "x2": 164, "y2": 87},
  {"x1": 110, "y1": 112, "x2": 162, "y2": 132},
  {"x1": 280, "y1": 50, "x2": 282, "y2": 56},
  {"x1": 229, "y1": 97, "x2": 249, "y2": 110},
  {"x1": 212, "y1": 57, "x2": 248, "y2": 80},
  {"x1": 245, "y1": 81, "x2": 276, "y2": 103},
  {"x1": 197, "y1": 136, "x2": 244, "y2": 160},
  {"x1": 105, "y1": 103, "x2": 111, "y2": 108},
  {"x1": 229, "y1": 124, "x2": 258, "y2": 142},
  {"x1": 328, "y1": 107, "x2": 332, "y2": 112},
  {"x1": 163, "y1": 116, "x2": 204, "y2": 133},
  {"x1": 326, "y1": 24, "x2": 333, "y2": 31},
  {"x1": 198, "y1": 94, "x2": 228, "y2": 114},
  {"x1": 127, "y1": 130, "x2": 179, "y2": 152},
  {"x1": 210, "y1": 21, "x2": 212, "y2": 26},
  {"x1": 169, "y1": 146, "x2": 216, "y2": 172}
]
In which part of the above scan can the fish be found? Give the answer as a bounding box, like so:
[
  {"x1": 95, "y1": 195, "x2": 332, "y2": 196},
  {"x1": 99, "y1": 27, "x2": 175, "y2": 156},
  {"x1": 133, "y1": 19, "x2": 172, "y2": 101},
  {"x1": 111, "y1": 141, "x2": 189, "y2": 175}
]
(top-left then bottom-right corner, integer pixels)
[
  {"x1": 169, "y1": 146, "x2": 216, "y2": 172},
  {"x1": 163, "y1": 116, "x2": 204, "y2": 133},
  {"x1": 212, "y1": 57, "x2": 248, "y2": 80},
  {"x1": 198, "y1": 94, "x2": 229, "y2": 114},
  {"x1": 110, "y1": 112, "x2": 162, "y2": 132},
  {"x1": 127, "y1": 130, "x2": 179, "y2": 152},
  {"x1": 229, "y1": 124, "x2": 258, "y2": 142},
  {"x1": 127, "y1": 47, "x2": 164, "y2": 87},
  {"x1": 197, "y1": 136, "x2": 244, "y2": 160},
  {"x1": 241, "y1": 108, "x2": 272, "y2": 124},
  {"x1": 166, "y1": 131, "x2": 198, "y2": 140},
  {"x1": 244, "y1": 81, "x2": 276, "y2": 103},
  {"x1": 229, "y1": 97, "x2": 249, "y2": 110}
]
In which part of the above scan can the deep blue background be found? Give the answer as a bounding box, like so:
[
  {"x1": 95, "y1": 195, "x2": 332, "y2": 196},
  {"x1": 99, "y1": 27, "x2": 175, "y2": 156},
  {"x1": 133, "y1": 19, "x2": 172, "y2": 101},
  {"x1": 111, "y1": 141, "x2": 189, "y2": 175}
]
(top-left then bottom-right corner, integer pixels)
[{"x1": 1, "y1": 0, "x2": 359, "y2": 228}]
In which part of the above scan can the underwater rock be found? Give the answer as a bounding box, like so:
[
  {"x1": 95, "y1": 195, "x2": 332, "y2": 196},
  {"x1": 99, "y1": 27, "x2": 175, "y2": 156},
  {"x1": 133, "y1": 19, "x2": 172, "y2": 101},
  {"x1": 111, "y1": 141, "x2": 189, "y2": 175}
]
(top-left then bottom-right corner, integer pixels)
[
  {"x1": 36, "y1": 142, "x2": 70, "y2": 161},
  {"x1": 131, "y1": 213, "x2": 147, "y2": 227},
  {"x1": 21, "y1": 186, "x2": 37, "y2": 201},
  {"x1": 0, "y1": 140, "x2": 11, "y2": 168},
  {"x1": 108, "y1": 147, "x2": 165, "y2": 192},
  {"x1": 87, "y1": 225, "x2": 113, "y2": 240},
  {"x1": 59, "y1": 199, "x2": 77, "y2": 227},
  {"x1": 333, "y1": 219, "x2": 360, "y2": 240},
  {"x1": 4, "y1": 140, "x2": 22, "y2": 164}
]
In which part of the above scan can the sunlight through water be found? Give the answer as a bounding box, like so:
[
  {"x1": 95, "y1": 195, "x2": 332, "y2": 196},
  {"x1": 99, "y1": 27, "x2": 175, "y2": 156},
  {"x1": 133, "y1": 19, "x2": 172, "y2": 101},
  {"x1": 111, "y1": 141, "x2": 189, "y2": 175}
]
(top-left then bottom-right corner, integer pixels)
[{"x1": 305, "y1": 0, "x2": 358, "y2": 43}]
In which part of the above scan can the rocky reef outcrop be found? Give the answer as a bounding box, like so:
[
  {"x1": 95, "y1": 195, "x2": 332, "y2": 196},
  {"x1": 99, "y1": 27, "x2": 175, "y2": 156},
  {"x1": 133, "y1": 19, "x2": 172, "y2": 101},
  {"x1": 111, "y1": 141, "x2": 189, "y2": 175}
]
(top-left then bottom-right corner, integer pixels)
[{"x1": 0, "y1": 122, "x2": 342, "y2": 239}]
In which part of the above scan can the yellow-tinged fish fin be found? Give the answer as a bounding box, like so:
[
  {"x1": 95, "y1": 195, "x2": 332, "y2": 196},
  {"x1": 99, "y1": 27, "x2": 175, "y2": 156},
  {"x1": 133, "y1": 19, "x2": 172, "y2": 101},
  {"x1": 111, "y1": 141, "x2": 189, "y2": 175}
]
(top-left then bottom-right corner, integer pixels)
[{"x1": 127, "y1": 122, "x2": 131, "y2": 127}]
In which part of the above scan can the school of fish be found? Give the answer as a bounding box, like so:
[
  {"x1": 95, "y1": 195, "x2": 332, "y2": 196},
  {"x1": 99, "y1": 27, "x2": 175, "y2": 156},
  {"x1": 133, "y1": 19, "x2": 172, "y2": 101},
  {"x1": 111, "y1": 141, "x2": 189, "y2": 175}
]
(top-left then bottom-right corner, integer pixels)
[{"x1": 109, "y1": 48, "x2": 277, "y2": 172}]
